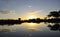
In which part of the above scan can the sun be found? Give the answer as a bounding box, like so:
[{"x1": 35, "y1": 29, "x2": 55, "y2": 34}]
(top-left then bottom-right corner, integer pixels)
[
  {"x1": 28, "y1": 16, "x2": 37, "y2": 19},
  {"x1": 29, "y1": 16, "x2": 34, "y2": 19}
]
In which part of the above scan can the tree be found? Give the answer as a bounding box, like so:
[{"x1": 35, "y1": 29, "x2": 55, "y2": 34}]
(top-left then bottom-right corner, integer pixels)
[{"x1": 47, "y1": 10, "x2": 60, "y2": 19}]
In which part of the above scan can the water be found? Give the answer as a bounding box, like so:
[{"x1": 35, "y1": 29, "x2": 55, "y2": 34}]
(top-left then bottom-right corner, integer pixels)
[{"x1": 0, "y1": 23, "x2": 60, "y2": 37}]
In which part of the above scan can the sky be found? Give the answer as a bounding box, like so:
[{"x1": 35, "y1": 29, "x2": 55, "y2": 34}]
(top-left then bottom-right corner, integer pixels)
[{"x1": 0, "y1": 0, "x2": 60, "y2": 19}]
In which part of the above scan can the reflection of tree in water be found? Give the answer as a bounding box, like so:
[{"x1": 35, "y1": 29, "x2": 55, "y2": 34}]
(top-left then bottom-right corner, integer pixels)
[{"x1": 48, "y1": 23, "x2": 60, "y2": 31}]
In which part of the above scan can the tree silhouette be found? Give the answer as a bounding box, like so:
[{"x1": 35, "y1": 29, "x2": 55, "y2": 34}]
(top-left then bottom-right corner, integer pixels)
[{"x1": 47, "y1": 10, "x2": 60, "y2": 18}]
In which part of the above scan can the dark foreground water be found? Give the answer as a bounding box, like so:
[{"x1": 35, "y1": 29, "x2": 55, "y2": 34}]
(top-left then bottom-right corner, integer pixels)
[{"x1": 0, "y1": 23, "x2": 60, "y2": 37}]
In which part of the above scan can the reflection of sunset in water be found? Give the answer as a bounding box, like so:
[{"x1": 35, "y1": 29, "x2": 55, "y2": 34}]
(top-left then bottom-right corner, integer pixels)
[
  {"x1": 21, "y1": 23, "x2": 37, "y2": 28},
  {"x1": 21, "y1": 23, "x2": 46, "y2": 31},
  {"x1": 20, "y1": 23, "x2": 44, "y2": 31},
  {"x1": 28, "y1": 23, "x2": 37, "y2": 27}
]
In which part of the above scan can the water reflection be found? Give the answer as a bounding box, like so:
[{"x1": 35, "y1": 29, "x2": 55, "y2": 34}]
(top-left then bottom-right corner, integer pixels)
[
  {"x1": 0, "y1": 22, "x2": 60, "y2": 32},
  {"x1": 0, "y1": 25, "x2": 16, "y2": 32},
  {"x1": 48, "y1": 23, "x2": 60, "y2": 31},
  {"x1": 0, "y1": 23, "x2": 46, "y2": 32},
  {"x1": 0, "y1": 28, "x2": 15, "y2": 32},
  {"x1": 20, "y1": 23, "x2": 41, "y2": 31},
  {"x1": 0, "y1": 23, "x2": 60, "y2": 37}
]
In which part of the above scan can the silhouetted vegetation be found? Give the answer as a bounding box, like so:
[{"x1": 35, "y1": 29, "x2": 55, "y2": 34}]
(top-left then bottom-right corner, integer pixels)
[
  {"x1": 47, "y1": 10, "x2": 60, "y2": 18},
  {"x1": 0, "y1": 18, "x2": 22, "y2": 25},
  {"x1": 48, "y1": 23, "x2": 60, "y2": 31},
  {"x1": 0, "y1": 18, "x2": 43, "y2": 25}
]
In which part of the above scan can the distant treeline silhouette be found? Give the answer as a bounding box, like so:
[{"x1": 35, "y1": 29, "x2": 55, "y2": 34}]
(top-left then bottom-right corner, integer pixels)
[
  {"x1": 0, "y1": 18, "x2": 22, "y2": 25},
  {"x1": 0, "y1": 10, "x2": 60, "y2": 25},
  {"x1": 0, "y1": 18, "x2": 43, "y2": 25}
]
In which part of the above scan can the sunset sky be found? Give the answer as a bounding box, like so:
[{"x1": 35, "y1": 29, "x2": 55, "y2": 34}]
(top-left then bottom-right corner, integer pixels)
[{"x1": 0, "y1": 0, "x2": 60, "y2": 19}]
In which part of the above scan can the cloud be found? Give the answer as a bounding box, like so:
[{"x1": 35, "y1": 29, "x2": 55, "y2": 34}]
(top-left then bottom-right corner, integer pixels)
[
  {"x1": 0, "y1": 10, "x2": 16, "y2": 14},
  {"x1": 27, "y1": 10, "x2": 43, "y2": 14},
  {"x1": 28, "y1": 5, "x2": 32, "y2": 8}
]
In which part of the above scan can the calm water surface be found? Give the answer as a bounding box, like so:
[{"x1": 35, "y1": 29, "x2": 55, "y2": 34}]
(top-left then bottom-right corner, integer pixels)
[{"x1": 0, "y1": 23, "x2": 60, "y2": 37}]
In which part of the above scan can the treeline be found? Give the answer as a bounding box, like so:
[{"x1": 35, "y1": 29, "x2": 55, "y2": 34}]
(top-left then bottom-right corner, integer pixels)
[
  {"x1": 0, "y1": 18, "x2": 60, "y2": 25},
  {"x1": 0, "y1": 19, "x2": 21, "y2": 25}
]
